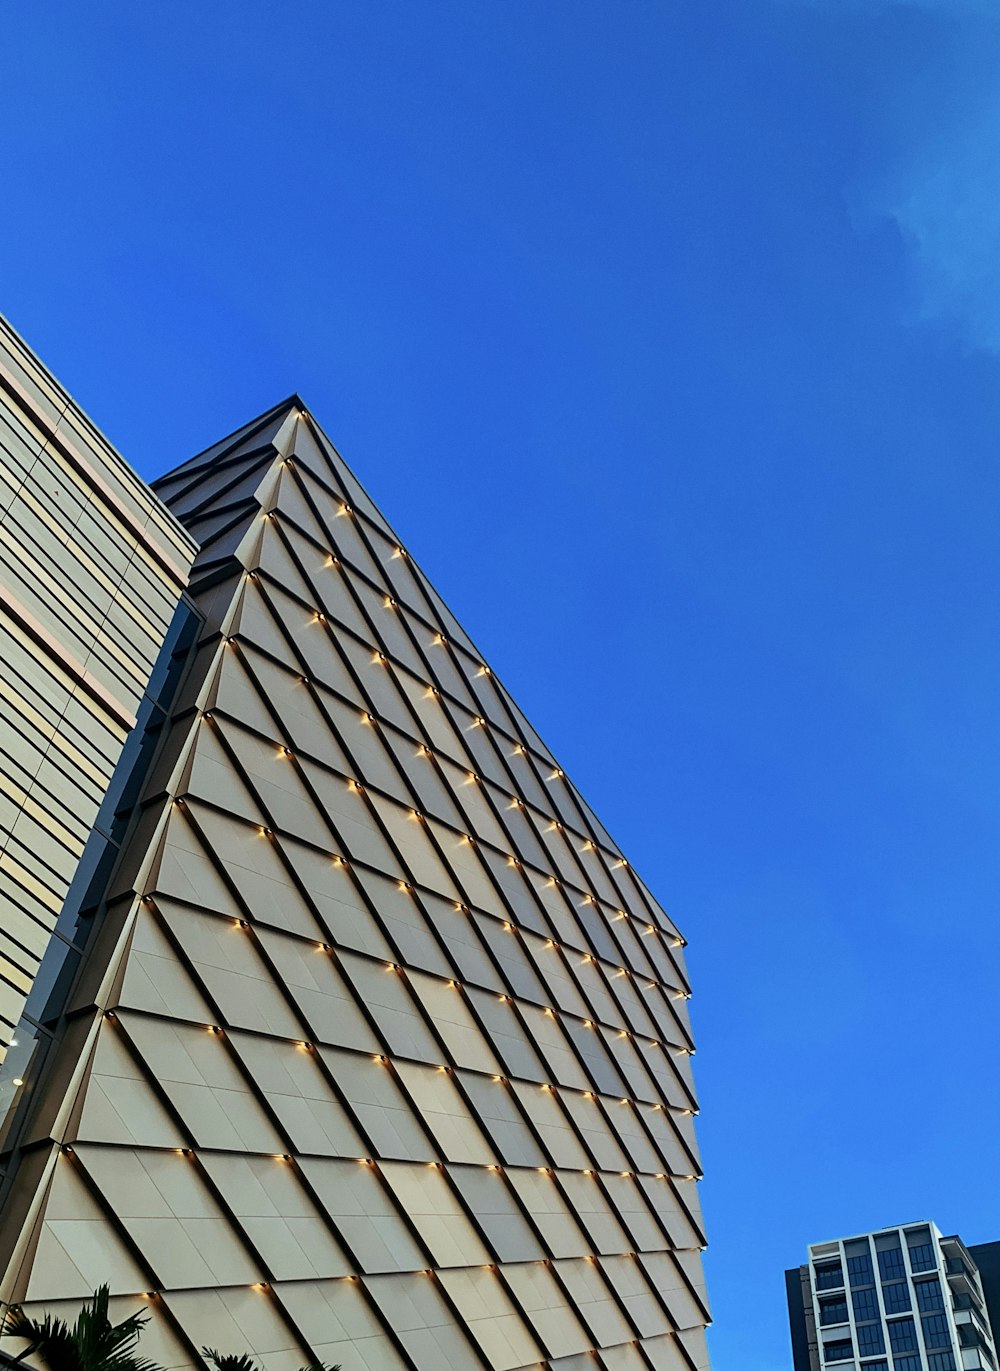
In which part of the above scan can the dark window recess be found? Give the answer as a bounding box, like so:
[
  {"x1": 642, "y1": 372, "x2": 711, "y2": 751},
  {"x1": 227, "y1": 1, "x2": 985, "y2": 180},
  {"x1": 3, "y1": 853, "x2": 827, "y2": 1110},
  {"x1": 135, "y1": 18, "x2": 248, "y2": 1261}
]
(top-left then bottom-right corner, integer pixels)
[
  {"x1": 883, "y1": 1282, "x2": 912, "y2": 1314},
  {"x1": 878, "y1": 1246, "x2": 907, "y2": 1281},
  {"x1": 816, "y1": 1262, "x2": 845, "y2": 1292},
  {"x1": 958, "y1": 1323, "x2": 985, "y2": 1350},
  {"x1": 892, "y1": 1358, "x2": 921, "y2": 1371},
  {"x1": 928, "y1": 1354, "x2": 957, "y2": 1371},
  {"x1": 946, "y1": 1256, "x2": 976, "y2": 1282},
  {"x1": 914, "y1": 1279, "x2": 944, "y2": 1312},
  {"x1": 823, "y1": 1338, "x2": 853, "y2": 1363},
  {"x1": 857, "y1": 1323, "x2": 886, "y2": 1356},
  {"x1": 909, "y1": 1243, "x2": 937, "y2": 1273},
  {"x1": 820, "y1": 1297, "x2": 850, "y2": 1326},
  {"x1": 921, "y1": 1314, "x2": 950, "y2": 1350},
  {"x1": 860, "y1": 1362, "x2": 888, "y2": 1371},
  {"x1": 853, "y1": 1287, "x2": 880, "y2": 1322},
  {"x1": 887, "y1": 1319, "x2": 918, "y2": 1354},
  {"x1": 849, "y1": 1252, "x2": 876, "y2": 1287}
]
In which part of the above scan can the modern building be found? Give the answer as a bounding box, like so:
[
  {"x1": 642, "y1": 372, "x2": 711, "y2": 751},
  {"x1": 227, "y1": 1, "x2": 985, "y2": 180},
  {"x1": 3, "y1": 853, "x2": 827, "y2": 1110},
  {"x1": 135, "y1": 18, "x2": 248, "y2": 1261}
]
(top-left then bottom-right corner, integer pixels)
[
  {"x1": 0, "y1": 321, "x2": 709, "y2": 1371},
  {"x1": 0, "y1": 316, "x2": 197, "y2": 1073},
  {"x1": 786, "y1": 1223, "x2": 1000, "y2": 1371}
]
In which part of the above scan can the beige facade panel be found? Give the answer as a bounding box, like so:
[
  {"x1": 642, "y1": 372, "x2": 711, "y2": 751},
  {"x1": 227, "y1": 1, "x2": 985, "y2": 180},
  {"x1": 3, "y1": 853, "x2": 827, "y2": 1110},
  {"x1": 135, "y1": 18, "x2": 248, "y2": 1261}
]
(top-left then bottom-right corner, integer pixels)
[
  {"x1": 0, "y1": 315, "x2": 197, "y2": 1061},
  {"x1": 0, "y1": 398, "x2": 707, "y2": 1370}
]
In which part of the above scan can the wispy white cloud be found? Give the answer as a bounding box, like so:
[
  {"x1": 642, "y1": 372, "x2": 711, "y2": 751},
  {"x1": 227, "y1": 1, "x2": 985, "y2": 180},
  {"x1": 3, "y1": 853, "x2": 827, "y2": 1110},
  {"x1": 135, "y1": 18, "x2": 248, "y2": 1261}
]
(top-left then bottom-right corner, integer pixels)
[
  {"x1": 786, "y1": 0, "x2": 1000, "y2": 350},
  {"x1": 868, "y1": 98, "x2": 1000, "y2": 349}
]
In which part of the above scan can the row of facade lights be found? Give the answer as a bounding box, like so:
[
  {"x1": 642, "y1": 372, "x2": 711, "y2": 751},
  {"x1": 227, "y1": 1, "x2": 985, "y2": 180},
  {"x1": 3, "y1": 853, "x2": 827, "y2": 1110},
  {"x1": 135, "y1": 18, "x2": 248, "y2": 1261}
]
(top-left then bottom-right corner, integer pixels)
[
  {"x1": 239, "y1": 769, "x2": 684, "y2": 961},
  {"x1": 231, "y1": 792, "x2": 688, "y2": 1005},
  {"x1": 228, "y1": 604, "x2": 680, "y2": 950},
  {"x1": 221, "y1": 889, "x2": 690, "y2": 1051}
]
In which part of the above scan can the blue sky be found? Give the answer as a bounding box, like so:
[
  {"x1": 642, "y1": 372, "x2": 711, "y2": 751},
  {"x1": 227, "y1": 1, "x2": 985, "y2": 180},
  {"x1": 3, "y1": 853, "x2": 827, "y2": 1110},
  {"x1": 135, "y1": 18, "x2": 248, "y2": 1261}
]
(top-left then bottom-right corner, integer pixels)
[{"x1": 3, "y1": 3, "x2": 1000, "y2": 1366}]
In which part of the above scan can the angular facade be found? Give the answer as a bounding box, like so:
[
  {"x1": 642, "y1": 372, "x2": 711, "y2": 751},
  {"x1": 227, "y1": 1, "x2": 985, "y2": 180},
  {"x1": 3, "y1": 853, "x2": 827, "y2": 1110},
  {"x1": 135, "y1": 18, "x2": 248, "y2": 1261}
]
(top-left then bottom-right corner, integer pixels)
[
  {"x1": 786, "y1": 1223, "x2": 999, "y2": 1371},
  {"x1": 0, "y1": 380, "x2": 708, "y2": 1371},
  {"x1": 0, "y1": 315, "x2": 196, "y2": 1070}
]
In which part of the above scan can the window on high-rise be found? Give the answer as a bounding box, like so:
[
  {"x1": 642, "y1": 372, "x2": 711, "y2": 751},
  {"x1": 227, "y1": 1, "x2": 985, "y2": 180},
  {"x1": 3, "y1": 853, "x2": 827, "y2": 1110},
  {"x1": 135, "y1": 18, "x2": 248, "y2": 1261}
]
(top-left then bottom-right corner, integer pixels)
[
  {"x1": 921, "y1": 1314, "x2": 950, "y2": 1350},
  {"x1": 857, "y1": 1323, "x2": 886, "y2": 1356},
  {"x1": 914, "y1": 1278, "x2": 944, "y2": 1312},
  {"x1": 888, "y1": 1319, "x2": 918, "y2": 1353},
  {"x1": 821, "y1": 1297, "x2": 849, "y2": 1325},
  {"x1": 883, "y1": 1282, "x2": 912, "y2": 1314},
  {"x1": 823, "y1": 1338, "x2": 853, "y2": 1362},
  {"x1": 854, "y1": 1287, "x2": 880, "y2": 1322},
  {"x1": 878, "y1": 1245, "x2": 906, "y2": 1281},
  {"x1": 816, "y1": 1261, "x2": 845, "y2": 1290},
  {"x1": 909, "y1": 1243, "x2": 936, "y2": 1273},
  {"x1": 892, "y1": 1358, "x2": 921, "y2": 1371},
  {"x1": 848, "y1": 1249, "x2": 876, "y2": 1286},
  {"x1": 928, "y1": 1353, "x2": 957, "y2": 1371}
]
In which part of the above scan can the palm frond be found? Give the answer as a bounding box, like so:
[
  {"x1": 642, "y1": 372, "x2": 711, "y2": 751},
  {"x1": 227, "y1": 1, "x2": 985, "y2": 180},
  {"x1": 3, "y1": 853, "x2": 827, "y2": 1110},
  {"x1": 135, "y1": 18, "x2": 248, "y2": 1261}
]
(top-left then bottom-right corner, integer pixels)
[
  {"x1": 3, "y1": 1306, "x2": 82, "y2": 1371},
  {"x1": 201, "y1": 1348, "x2": 259, "y2": 1371},
  {"x1": 3, "y1": 1287, "x2": 156, "y2": 1371}
]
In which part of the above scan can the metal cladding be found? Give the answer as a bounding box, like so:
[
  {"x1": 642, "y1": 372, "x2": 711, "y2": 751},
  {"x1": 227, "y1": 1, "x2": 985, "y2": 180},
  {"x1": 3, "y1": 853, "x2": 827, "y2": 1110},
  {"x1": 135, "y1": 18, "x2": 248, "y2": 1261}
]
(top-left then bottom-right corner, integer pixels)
[
  {"x1": 0, "y1": 400, "x2": 709, "y2": 1371},
  {"x1": 0, "y1": 315, "x2": 196, "y2": 1062}
]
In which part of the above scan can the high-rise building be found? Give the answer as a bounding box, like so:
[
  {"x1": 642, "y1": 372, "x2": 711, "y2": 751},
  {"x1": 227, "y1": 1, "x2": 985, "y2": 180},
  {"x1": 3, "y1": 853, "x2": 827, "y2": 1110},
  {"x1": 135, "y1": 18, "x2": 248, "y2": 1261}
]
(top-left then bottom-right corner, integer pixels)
[
  {"x1": 786, "y1": 1223, "x2": 1000, "y2": 1371},
  {"x1": 0, "y1": 316, "x2": 196, "y2": 1074},
  {"x1": 0, "y1": 323, "x2": 709, "y2": 1371}
]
